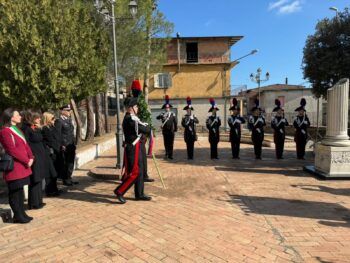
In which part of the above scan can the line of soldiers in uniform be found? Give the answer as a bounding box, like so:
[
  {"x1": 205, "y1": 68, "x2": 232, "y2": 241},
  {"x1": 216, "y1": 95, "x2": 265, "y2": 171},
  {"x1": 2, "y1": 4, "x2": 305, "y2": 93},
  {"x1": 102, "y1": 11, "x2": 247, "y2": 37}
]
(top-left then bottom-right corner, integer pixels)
[{"x1": 155, "y1": 96, "x2": 310, "y2": 161}]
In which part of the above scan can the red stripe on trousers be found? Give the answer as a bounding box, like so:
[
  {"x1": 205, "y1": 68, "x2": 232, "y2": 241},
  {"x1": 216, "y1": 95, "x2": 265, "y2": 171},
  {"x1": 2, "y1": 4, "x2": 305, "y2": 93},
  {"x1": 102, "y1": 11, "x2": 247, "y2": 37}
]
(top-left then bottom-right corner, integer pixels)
[{"x1": 116, "y1": 141, "x2": 140, "y2": 195}]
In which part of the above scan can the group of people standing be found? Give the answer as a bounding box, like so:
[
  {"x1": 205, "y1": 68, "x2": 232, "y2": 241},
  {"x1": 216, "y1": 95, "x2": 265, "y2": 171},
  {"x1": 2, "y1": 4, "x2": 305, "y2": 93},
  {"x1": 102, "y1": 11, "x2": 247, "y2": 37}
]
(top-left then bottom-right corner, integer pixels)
[
  {"x1": 0, "y1": 105, "x2": 77, "y2": 224},
  {"x1": 156, "y1": 96, "x2": 311, "y2": 161}
]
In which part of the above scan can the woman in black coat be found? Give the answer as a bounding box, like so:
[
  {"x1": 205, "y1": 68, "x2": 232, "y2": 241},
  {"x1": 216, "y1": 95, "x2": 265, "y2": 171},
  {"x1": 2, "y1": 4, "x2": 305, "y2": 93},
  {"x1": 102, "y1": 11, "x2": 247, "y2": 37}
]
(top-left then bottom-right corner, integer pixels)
[
  {"x1": 42, "y1": 112, "x2": 60, "y2": 196},
  {"x1": 22, "y1": 111, "x2": 48, "y2": 209}
]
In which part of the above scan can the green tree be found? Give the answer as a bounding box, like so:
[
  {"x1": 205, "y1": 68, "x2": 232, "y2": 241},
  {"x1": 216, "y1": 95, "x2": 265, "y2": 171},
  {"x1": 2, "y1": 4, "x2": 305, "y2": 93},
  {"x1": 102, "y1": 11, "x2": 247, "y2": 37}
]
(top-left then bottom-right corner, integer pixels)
[
  {"x1": 0, "y1": 0, "x2": 110, "y2": 110},
  {"x1": 302, "y1": 8, "x2": 350, "y2": 98},
  {"x1": 113, "y1": 0, "x2": 173, "y2": 85}
]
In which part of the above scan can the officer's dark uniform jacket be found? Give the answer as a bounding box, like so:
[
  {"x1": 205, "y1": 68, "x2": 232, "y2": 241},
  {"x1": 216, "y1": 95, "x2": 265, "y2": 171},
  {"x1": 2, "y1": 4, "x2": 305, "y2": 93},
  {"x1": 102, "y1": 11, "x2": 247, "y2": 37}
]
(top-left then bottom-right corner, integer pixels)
[
  {"x1": 181, "y1": 114, "x2": 199, "y2": 142},
  {"x1": 157, "y1": 112, "x2": 177, "y2": 134},
  {"x1": 293, "y1": 115, "x2": 310, "y2": 141},
  {"x1": 54, "y1": 115, "x2": 76, "y2": 181},
  {"x1": 55, "y1": 116, "x2": 75, "y2": 147},
  {"x1": 123, "y1": 112, "x2": 151, "y2": 173},
  {"x1": 228, "y1": 115, "x2": 245, "y2": 142},
  {"x1": 271, "y1": 116, "x2": 289, "y2": 140},
  {"x1": 248, "y1": 115, "x2": 266, "y2": 141},
  {"x1": 272, "y1": 115, "x2": 289, "y2": 159},
  {"x1": 206, "y1": 115, "x2": 221, "y2": 143}
]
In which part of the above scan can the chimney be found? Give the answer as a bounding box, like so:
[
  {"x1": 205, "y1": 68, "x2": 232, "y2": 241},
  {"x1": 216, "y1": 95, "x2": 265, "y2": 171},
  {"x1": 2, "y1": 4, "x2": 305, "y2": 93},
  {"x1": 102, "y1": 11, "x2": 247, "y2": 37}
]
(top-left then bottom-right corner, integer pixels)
[{"x1": 285, "y1": 77, "x2": 288, "y2": 85}]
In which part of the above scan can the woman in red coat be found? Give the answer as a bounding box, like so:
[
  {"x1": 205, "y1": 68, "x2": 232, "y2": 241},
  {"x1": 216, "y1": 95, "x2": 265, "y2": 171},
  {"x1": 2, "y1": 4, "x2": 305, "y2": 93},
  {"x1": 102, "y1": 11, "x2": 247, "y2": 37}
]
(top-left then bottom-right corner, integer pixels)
[{"x1": 0, "y1": 108, "x2": 34, "y2": 223}]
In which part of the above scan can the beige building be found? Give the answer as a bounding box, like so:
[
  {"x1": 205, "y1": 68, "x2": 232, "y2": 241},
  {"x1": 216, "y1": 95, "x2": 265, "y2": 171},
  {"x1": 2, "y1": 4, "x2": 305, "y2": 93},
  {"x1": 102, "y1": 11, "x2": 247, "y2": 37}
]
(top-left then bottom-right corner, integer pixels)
[{"x1": 148, "y1": 36, "x2": 243, "y2": 131}]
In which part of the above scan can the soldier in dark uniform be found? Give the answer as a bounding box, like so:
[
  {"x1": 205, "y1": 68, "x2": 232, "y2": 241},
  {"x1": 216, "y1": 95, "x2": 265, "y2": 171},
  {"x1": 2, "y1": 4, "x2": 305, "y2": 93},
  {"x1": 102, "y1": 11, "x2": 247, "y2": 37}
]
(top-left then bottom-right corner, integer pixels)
[
  {"x1": 293, "y1": 98, "x2": 310, "y2": 160},
  {"x1": 206, "y1": 98, "x2": 221, "y2": 159},
  {"x1": 114, "y1": 97, "x2": 152, "y2": 204},
  {"x1": 131, "y1": 80, "x2": 154, "y2": 182},
  {"x1": 181, "y1": 97, "x2": 199, "y2": 160},
  {"x1": 228, "y1": 98, "x2": 245, "y2": 159},
  {"x1": 55, "y1": 104, "x2": 78, "y2": 186},
  {"x1": 156, "y1": 95, "x2": 177, "y2": 159},
  {"x1": 248, "y1": 100, "x2": 266, "y2": 160},
  {"x1": 271, "y1": 99, "x2": 289, "y2": 159}
]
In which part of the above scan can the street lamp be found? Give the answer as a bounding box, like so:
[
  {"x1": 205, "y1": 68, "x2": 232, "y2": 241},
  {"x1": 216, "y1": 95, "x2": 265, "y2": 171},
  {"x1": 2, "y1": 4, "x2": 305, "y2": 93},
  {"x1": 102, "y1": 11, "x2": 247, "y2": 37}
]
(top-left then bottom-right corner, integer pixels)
[
  {"x1": 329, "y1": 6, "x2": 339, "y2": 18},
  {"x1": 95, "y1": 0, "x2": 138, "y2": 169},
  {"x1": 250, "y1": 68, "x2": 270, "y2": 103}
]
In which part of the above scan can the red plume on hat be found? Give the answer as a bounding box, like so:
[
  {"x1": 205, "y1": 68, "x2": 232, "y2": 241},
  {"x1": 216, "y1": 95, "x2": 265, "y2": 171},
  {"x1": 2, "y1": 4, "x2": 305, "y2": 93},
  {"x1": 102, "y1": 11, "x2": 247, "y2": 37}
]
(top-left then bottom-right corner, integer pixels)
[
  {"x1": 232, "y1": 98, "x2": 238, "y2": 106},
  {"x1": 273, "y1": 99, "x2": 282, "y2": 112},
  {"x1": 131, "y1": 80, "x2": 142, "y2": 98},
  {"x1": 209, "y1": 98, "x2": 215, "y2": 107},
  {"x1": 131, "y1": 80, "x2": 142, "y2": 91},
  {"x1": 186, "y1": 96, "x2": 192, "y2": 106},
  {"x1": 162, "y1": 95, "x2": 173, "y2": 109},
  {"x1": 275, "y1": 99, "x2": 281, "y2": 107}
]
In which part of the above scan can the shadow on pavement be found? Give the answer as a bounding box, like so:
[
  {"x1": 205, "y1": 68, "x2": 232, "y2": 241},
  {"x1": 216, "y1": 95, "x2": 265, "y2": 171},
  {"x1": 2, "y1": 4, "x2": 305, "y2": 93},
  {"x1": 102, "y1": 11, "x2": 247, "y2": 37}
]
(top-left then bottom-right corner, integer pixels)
[
  {"x1": 291, "y1": 185, "x2": 350, "y2": 197},
  {"x1": 227, "y1": 193, "x2": 350, "y2": 228}
]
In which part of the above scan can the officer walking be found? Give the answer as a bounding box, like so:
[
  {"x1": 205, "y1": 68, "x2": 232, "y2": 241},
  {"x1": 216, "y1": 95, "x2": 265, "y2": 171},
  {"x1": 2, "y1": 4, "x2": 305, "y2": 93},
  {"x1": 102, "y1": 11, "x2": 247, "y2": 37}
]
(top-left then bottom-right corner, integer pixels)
[
  {"x1": 114, "y1": 97, "x2": 152, "y2": 204},
  {"x1": 228, "y1": 98, "x2": 245, "y2": 159},
  {"x1": 248, "y1": 100, "x2": 266, "y2": 160},
  {"x1": 55, "y1": 105, "x2": 78, "y2": 186},
  {"x1": 181, "y1": 97, "x2": 199, "y2": 160},
  {"x1": 293, "y1": 98, "x2": 310, "y2": 160},
  {"x1": 131, "y1": 80, "x2": 154, "y2": 182},
  {"x1": 156, "y1": 95, "x2": 177, "y2": 159},
  {"x1": 271, "y1": 99, "x2": 289, "y2": 159},
  {"x1": 206, "y1": 98, "x2": 221, "y2": 159}
]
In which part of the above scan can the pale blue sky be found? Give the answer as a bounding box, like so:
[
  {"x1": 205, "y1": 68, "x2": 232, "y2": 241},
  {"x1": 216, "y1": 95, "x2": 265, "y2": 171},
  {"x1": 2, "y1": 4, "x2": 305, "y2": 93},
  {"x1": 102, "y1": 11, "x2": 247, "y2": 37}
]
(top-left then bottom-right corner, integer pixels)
[{"x1": 157, "y1": 0, "x2": 349, "y2": 89}]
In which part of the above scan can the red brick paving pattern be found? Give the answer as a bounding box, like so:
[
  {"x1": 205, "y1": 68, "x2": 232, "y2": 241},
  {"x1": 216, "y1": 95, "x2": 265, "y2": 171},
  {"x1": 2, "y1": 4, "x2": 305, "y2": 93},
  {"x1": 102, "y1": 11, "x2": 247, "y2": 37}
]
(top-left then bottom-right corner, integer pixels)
[{"x1": 1, "y1": 137, "x2": 350, "y2": 262}]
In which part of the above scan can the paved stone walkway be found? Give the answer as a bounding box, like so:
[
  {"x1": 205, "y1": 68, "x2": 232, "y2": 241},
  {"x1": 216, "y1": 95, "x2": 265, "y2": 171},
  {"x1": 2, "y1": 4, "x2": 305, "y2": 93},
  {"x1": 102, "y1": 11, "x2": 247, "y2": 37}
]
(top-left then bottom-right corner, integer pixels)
[{"x1": 1, "y1": 137, "x2": 350, "y2": 262}]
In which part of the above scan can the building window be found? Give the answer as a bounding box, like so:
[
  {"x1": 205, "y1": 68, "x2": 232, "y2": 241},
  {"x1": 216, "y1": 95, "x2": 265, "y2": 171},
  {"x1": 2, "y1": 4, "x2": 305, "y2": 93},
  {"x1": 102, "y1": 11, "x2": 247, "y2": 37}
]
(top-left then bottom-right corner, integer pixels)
[
  {"x1": 278, "y1": 96, "x2": 285, "y2": 107},
  {"x1": 154, "y1": 73, "x2": 172, "y2": 89},
  {"x1": 186, "y1": 42, "x2": 198, "y2": 63}
]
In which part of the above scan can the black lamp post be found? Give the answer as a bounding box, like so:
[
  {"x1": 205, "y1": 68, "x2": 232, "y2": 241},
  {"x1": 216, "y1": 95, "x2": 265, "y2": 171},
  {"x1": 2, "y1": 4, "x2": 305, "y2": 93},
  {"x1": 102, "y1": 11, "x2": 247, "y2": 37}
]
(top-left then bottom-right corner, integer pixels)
[{"x1": 95, "y1": 0, "x2": 138, "y2": 169}]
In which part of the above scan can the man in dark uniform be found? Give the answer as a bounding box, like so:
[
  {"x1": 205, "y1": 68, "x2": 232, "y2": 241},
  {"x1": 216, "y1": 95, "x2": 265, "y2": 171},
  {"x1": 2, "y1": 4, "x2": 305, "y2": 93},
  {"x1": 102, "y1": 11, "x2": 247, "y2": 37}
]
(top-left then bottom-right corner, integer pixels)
[
  {"x1": 181, "y1": 97, "x2": 199, "y2": 160},
  {"x1": 271, "y1": 99, "x2": 289, "y2": 159},
  {"x1": 293, "y1": 98, "x2": 310, "y2": 160},
  {"x1": 228, "y1": 98, "x2": 245, "y2": 159},
  {"x1": 114, "y1": 97, "x2": 152, "y2": 204},
  {"x1": 131, "y1": 80, "x2": 154, "y2": 182},
  {"x1": 55, "y1": 104, "x2": 78, "y2": 186},
  {"x1": 156, "y1": 95, "x2": 177, "y2": 159},
  {"x1": 248, "y1": 100, "x2": 266, "y2": 160},
  {"x1": 206, "y1": 98, "x2": 221, "y2": 159}
]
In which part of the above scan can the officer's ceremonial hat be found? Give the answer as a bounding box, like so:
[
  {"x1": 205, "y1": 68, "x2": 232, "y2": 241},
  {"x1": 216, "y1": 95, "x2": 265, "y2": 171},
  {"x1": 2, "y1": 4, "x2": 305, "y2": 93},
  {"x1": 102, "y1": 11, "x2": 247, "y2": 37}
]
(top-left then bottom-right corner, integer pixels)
[
  {"x1": 161, "y1": 95, "x2": 173, "y2": 109},
  {"x1": 131, "y1": 80, "x2": 142, "y2": 98},
  {"x1": 273, "y1": 99, "x2": 283, "y2": 112},
  {"x1": 183, "y1": 97, "x2": 194, "y2": 110},
  {"x1": 251, "y1": 99, "x2": 261, "y2": 112},
  {"x1": 124, "y1": 97, "x2": 138, "y2": 108},
  {"x1": 229, "y1": 98, "x2": 240, "y2": 111},
  {"x1": 295, "y1": 98, "x2": 306, "y2": 112},
  {"x1": 59, "y1": 104, "x2": 71, "y2": 111},
  {"x1": 208, "y1": 98, "x2": 219, "y2": 112}
]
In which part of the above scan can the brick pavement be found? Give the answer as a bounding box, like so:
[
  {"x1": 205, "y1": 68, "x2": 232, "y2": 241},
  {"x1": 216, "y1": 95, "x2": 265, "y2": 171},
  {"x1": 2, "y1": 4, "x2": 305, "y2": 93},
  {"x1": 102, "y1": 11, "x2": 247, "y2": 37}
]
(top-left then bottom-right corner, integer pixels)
[{"x1": 1, "y1": 136, "x2": 350, "y2": 262}]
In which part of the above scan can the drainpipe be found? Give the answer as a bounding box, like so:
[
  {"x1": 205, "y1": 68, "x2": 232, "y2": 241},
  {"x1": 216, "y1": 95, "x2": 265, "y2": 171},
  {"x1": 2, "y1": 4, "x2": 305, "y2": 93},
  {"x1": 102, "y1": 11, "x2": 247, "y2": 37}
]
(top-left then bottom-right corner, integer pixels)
[{"x1": 177, "y1": 34, "x2": 181, "y2": 72}]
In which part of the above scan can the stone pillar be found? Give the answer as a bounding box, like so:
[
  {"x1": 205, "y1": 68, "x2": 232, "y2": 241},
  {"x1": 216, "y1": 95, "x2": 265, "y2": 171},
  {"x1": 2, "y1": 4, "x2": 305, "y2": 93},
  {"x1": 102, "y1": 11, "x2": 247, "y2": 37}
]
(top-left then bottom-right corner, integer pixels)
[{"x1": 322, "y1": 78, "x2": 350, "y2": 147}]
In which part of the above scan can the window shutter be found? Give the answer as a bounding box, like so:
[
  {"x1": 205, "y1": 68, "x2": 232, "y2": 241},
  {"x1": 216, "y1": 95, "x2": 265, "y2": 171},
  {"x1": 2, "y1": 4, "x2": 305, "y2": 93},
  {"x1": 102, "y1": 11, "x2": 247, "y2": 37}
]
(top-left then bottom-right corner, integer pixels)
[
  {"x1": 167, "y1": 73, "x2": 172, "y2": 88},
  {"x1": 154, "y1": 74, "x2": 159, "y2": 88}
]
